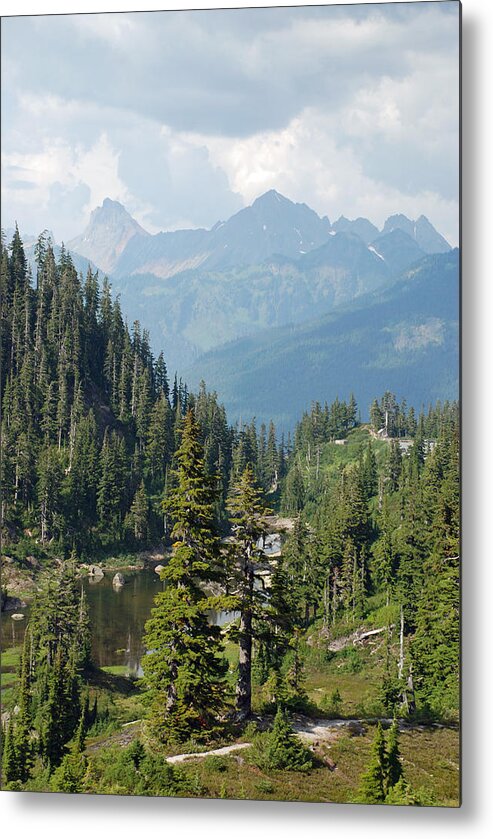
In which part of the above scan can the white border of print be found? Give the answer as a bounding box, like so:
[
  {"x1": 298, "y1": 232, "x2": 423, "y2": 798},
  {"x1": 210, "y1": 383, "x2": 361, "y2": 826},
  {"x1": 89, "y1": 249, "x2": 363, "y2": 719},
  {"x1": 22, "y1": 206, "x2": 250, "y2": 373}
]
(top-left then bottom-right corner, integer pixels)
[{"x1": 2, "y1": 2, "x2": 492, "y2": 839}]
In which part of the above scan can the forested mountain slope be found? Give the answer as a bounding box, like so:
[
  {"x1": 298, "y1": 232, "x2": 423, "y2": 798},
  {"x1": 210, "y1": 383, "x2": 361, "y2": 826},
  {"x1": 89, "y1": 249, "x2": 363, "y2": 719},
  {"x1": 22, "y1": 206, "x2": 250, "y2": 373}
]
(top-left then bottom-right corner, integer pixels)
[{"x1": 185, "y1": 250, "x2": 459, "y2": 428}]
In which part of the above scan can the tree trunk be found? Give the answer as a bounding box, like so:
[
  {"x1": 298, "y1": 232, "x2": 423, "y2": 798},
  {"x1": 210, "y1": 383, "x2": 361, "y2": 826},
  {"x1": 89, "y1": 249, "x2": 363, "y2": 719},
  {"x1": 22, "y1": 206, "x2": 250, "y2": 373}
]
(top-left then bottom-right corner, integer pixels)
[
  {"x1": 236, "y1": 608, "x2": 252, "y2": 719},
  {"x1": 398, "y1": 605, "x2": 405, "y2": 681},
  {"x1": 166, "y1": 659, "x2": 178, "y2": 712},
  {"x1": 236, "y1": 564, "x2": 254, "y2": 719},
  {"x1": 40, "y1": 498, "x2": 47, "y2": 543},
  {"x1": 332, "y1": 567, "x2": 339, "y2": 625},
  {"x1": 323, "y1": 577, "x2": 330, "y2": 628},
  {"x1": 398, "y1": 605, "x2": 409, "y2": 711},
  {"x1": 406, "y1": 665, "x2": 416, "y2": 714}
]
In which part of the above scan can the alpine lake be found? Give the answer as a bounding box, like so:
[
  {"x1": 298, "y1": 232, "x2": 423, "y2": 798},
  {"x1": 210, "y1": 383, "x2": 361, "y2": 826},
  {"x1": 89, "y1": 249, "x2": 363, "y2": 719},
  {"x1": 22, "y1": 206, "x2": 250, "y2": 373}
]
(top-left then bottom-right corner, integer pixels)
[{"x1": 0, "y1": 566, "x2": 239, "y2": 677}]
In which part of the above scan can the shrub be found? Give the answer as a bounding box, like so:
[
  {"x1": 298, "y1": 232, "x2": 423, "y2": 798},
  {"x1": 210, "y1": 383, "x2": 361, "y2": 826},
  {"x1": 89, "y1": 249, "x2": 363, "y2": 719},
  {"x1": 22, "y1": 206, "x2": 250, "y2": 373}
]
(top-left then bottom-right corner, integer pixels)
[
  {"x1": 385, "y1": 778, "x2": 437, "y2": 807},
  {"x1": 321, "y1": 688, "x2": 343, "y2": 717},
  {"x1": 83, "y1": 741, "x2": 195, "y2": 797},
  {"x1": 241, "y1": 720, "x2": 259, "y2": 741},
  {"x1": 203, "y1": 755, "x2": 228, "y2": 773},
  {"x1": 255, "y1": 779, "x2": 275, "y2": 794},
  {"x1": 337, "y1": 647, "x2": 363, "y2": 674},
  {"x1": 250, "y1": 707, "x2": 313, "y2": 773},
  {"x1": 50, "y1": 742, "x2": 87, "y2": 794}
]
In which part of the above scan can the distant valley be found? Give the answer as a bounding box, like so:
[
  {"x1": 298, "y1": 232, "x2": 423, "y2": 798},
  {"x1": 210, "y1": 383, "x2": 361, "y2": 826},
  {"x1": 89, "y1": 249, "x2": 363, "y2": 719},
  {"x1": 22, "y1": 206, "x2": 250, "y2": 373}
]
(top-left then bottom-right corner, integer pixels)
[{"x1": 185, "y1": 250, "x2": 459, "y2": 428}]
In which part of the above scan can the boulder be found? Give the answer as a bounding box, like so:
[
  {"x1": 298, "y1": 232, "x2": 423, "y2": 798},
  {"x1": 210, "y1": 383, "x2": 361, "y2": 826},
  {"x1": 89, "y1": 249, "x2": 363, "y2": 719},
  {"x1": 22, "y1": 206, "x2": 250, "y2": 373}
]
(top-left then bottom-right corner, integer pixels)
[
  {"x1": 112, "y1": 572, "x2": 126, "y2": 587},
  {"x1": 154, "y1": 564, "x2": 165, "y2": 575},
  {"x1": 88, "y1": 565, "x2": 104, "y2": 578},
  {"x1": 11, "y1": 613, "x2": 25, "y2": 621}
]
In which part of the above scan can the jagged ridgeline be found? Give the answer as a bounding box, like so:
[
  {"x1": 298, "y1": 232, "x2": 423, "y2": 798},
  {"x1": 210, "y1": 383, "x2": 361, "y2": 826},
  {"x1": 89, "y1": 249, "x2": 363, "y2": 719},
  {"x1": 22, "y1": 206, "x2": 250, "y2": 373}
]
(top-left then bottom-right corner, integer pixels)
[{"x1": 0, "y1": 229, "x2": 286, "y2": 559}]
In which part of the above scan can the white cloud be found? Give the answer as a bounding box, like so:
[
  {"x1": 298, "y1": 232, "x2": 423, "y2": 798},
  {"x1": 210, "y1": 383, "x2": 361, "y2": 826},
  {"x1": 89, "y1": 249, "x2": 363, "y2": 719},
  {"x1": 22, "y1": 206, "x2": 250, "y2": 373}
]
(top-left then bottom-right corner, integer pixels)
[
  {"x1": 2, "y1": 132, "x2": 132, "y2": 239},
  {"x1": 185, "y1": 104, "x2": 459, "y2": 245},
  {"x1": 1, "y1": 3, "x2": 459, "y2": 244},
  {"x1": 70, "y1": 13, "x2": 138, "y2": 46}
]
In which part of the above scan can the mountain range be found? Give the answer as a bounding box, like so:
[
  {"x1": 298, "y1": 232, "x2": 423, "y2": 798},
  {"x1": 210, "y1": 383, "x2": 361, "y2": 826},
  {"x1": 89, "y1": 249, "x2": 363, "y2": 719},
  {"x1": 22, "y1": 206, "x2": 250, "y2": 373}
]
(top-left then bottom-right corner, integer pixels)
[
  {"x1": 17, "y1": 190, "x2": 457, "y2": 427},
  {"x1": 67, "y1": 191, "x2": 450, "y2": 283},
  {"x1": 185, "y1": 250, "x2": 459, "y2": 428},
  {"x1": 64, "y1": 192, "x2": 452, "y2": 367}
]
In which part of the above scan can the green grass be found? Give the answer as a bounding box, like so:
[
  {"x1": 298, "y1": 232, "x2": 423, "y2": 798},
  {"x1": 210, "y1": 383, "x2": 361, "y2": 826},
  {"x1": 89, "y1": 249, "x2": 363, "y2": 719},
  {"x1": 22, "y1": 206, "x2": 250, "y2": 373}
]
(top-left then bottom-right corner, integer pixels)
[
  {"x1": 2, "y1": 630, "x2": 460, "y2": 807},
  {"x1": 174, "y1": 724, "x2": 459, "y2": 806},
  {"x1": 0, "y1": 645, "x2": 21, "y2": 707},
  {"x1": 0, "y1": 645, "x2": 21, "y2": 670},
  {"x1": 100, "y1": 664, "x2": 132, "y2": 677},
  {"x1": 84, "y1": 665, "x2": 146, "y2": 726},
  {"x1": 1, "y1": 560, "x2": 460, "y2": 807}
]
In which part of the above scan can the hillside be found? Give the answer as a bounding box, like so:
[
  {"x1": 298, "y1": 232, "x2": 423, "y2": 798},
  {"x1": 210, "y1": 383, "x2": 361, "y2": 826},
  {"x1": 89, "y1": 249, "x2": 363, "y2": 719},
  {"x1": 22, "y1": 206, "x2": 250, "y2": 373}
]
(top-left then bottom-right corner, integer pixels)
[
  {"x1": 185, "y1": 250, "x2": 459, "y2": 428},
  {"x1": 112, "y1": 233, "x2": 394, "y2": 371}
]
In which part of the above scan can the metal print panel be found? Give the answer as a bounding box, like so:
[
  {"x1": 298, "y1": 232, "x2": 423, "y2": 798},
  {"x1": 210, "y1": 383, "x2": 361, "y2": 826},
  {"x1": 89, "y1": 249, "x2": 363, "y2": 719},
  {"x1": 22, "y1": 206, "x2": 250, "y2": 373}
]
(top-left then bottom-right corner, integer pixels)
[{"x1": 0, "y1": 1, "x2": 460, "y2": 806}]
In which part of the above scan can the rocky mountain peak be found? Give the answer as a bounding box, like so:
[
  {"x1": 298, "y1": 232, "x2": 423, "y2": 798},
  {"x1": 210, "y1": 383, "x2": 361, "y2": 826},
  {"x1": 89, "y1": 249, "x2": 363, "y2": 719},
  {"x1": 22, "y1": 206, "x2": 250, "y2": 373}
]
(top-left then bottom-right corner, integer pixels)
[
  {"x1": 382, "y1": 213, "x2": 450, "y2": 254},
  {"x1": 67, "y1": 198, "x2": 149, "y2": 274}
]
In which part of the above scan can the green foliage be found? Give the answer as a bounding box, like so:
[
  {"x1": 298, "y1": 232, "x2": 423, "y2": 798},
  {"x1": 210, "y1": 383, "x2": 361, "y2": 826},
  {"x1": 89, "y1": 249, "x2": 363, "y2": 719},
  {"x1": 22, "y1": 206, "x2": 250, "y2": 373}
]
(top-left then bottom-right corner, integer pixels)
[
  {"x1": 1, "y1": 232, "x2": 191, "y2": 557},
  {"x1": 250, "y1": 707, "x2": 313, "y2": 772},
  {"x1": 50, "y1": 740, "x2": 88, "y2": 793},
  {"x1": 384, "y1": 778, "x2": 437, "y2": 807},
  {"x1": 321, "y1": 688, "x2": 343, "y2": 717},
  {"x1": 1, "y1": 718, "x2": 20, "y2": 786},
  {"x1": 410, "y1": 424, "x2": 460, "y2": 714},
  {"x1": 2, "y1": 564, "x2": 92, "y2": 780},
  {"x1": 141, "y1": 409, "x2": 230, "y2": 743},
  {"x1": 337, "y1": 648, "x2": 364, "y2": 674},
  {"x1": 386, "y1": 719, "x2": 403, "y2": 791},
  {"x1": 203, "y1": 755, "x2": 228, "y2": 773},
  {"x1": 356, "y1": 722, "x2": 387, "y2": 803},
  {"x1": 279, "y1": 398, "x2": 459, "y2": 720},
  {"x1": 226, "y1": 465, "x2": 271, "y2": 718},
  {"x1": 255, "y1": 779, "x2": 275, "y2": 794},
  {"x1": 83, "y1": 740, "x2": 194, "y2": 797},
  {"x1": 357, "y1": 720, "x2": 406, "y2": 805},
  {"x1": 0, "y1": 226, "x2": 459, "y2": 785}
]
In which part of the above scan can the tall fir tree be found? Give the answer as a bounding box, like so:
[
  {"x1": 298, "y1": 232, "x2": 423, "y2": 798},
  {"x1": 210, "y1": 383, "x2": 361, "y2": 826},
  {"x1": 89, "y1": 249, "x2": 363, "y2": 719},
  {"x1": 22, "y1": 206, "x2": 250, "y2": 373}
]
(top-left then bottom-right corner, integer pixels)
[
  {"x1": 141, "y1": 409, "x2": 230, "y2": 743},
  {"x1": 226, "y1": 465, "x2": 270, "y2": 719}
]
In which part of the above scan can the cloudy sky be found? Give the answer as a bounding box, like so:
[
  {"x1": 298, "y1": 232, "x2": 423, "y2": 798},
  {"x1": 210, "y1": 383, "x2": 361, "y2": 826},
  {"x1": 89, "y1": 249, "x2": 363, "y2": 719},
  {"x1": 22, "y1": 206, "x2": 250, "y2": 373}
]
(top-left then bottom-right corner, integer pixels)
[{"x1": 1, "y1": 1, "x2": 460, "y2": 245}]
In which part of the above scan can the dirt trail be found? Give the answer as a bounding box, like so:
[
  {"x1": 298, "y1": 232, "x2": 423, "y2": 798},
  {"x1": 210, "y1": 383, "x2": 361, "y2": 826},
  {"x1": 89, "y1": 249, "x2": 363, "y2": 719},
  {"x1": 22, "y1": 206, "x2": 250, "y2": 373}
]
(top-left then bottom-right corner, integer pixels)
[
  {"x1": 166, "y1": 742, "x2": 251, "y2": 764},
  {"x1": 87, "y1": 716, "x2": 452, "y2": 763},
  {"x1": 292, "y1": 717, "x2": 366, "y2": 741},
  {"x1": 164, "y1": 719, "x2": 369, "y2": 764}
]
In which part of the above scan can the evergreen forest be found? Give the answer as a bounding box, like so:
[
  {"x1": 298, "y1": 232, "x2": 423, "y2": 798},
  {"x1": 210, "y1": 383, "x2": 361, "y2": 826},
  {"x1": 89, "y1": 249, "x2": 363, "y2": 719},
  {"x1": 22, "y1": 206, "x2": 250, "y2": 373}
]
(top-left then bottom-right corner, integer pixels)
[{"x1": 0, "y1": 230, "x2": 459, "y2": 805}]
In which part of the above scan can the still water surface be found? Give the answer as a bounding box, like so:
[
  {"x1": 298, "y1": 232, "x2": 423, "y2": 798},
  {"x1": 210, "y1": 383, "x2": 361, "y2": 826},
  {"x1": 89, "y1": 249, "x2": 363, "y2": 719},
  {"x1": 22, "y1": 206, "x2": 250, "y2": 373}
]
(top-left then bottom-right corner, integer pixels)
[{"x1": 1, "y1": 568, "x2": 237, "y2": 677}]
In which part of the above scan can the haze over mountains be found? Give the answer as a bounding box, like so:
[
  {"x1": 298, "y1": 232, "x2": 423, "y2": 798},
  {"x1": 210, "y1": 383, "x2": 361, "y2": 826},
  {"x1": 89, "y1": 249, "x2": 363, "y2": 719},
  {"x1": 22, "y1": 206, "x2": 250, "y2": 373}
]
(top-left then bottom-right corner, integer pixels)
[
  {"x1": 186, "y1": 250, "x2": 459, "y2": 427},
  {"x1": 17, "y1": 190, "x2": 457, "y2": 427},
  {"x1": 68, "y1": 197, "x2": 150, "y2": 275},
  {"x1": 66, "y1": 191, "x2": 450, "y2": 282}
]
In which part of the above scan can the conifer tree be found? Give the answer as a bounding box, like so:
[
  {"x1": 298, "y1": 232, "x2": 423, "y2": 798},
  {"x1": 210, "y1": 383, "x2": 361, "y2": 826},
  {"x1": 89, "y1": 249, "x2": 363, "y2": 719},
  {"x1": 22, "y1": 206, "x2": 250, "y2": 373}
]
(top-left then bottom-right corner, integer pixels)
[
  {"x1": 141, "y1": 409, "x2": 229, "y2": 743},
  {"x1": 226, "y1": 465, "x2": 270, "y2": 719},
  {"x1": 1, "y1": 718, "x2": 20, "y2": 786},
  {"x1": 357, "y1": 722, "x2": 387, "y2": 803},
  {"x1": 282, "y1": 515, "x2": 318, "y2": 626},
  {"x1": 146, "y1": 393, "x2": 173, "y2": 488},
  {"x1": 125, "y1": 480, "x2": 149, "y2": 543},
  {"x1": 50, "y1": 736, "x2": 88, "y2": 793},
  {"x1": 385, "y1": 719, "x2": 403, "y2": 793},
  {"x1": 252, "y1": 706, "x2": 312, "y2": 772},
  {"x1": 283, "y1": 464, "x2": 305, "y2": 514}
]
